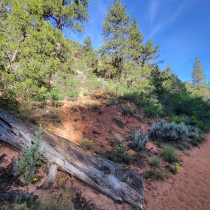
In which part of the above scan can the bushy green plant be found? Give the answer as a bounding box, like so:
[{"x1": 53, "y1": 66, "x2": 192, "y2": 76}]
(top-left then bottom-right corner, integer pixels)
[
  {"x1": 170, "y1": 114, "x2": 204, "y2": 131},
  {"x1": 131, "y1": 130, "x2": 149, "y2": 151},
  {"x1": 0, "y1": 97, "x2": 6, "y2": 105},
  {"x1": 3, "y1": 187, "x2": 74, "y2": 210},
  {"x1": 190, "y1": 134, "x2": 206, "y2": 146},
  {"x1": 162, "y1": 146, "x2": 178, "y2": 163},
  {"x1": 114, "y1": 116, "x2": 124, "y2": 128},
  {"x1": 123, "y1": 92, "x2": 165, "y2": 116},
  {"x1": 50, "y1": 86, "x2": 64, "y2": 100},
  {"x1": 122, "y1": 106, "x2": 134, "y2": 115},
  {"x1": 150, "y1": 120, "x2": 198, "y2": 142},
  {"x1": 51, "y1": 74, "x2": 81, "y2": 101},
  {"x1": 149, "y1": 156, "x2": 160, "y2": 167},
  {"x1": 107, "y1": 137, "x2": 133, "y2": 164},
  {"x1": 13, "y1": 127, "x2": 44, "y2": 184},
  {"x1": 80, "y1": 139, "x2": 94, "y2": 149},
  {"x1": 34, "y1": 93, "x2": 47, "y2": 102}
]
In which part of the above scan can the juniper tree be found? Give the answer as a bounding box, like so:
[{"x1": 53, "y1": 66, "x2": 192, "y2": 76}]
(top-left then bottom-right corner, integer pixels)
[
  {"x1": 192, "y1": 57, "x2": 207, "y2": 90},
  {"x1": 1, "y1": 0, "x2": 41, "y2": 71},
  {"x1": 99, "y1": 0, "x2": 131, "y2": 78},
  {"x1": 1, "y1": 0, "x2": 61, "y2": 99}
]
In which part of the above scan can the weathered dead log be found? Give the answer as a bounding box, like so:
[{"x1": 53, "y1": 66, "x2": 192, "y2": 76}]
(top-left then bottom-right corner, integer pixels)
[
  {"x1": 0, "y1": 108, "x2": 144, "y2": 209},
  {"x1": 40, "y1": 164, "x2": 59, "y2": 190},
  {"x1": 0, "y1": 193, "x2": 38, "y2": 203}
]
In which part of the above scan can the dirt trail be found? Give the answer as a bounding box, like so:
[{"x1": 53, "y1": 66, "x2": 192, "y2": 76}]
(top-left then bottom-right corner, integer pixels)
[{"x1": 144, "y1": 133, "x2": 210, "y2": 210}]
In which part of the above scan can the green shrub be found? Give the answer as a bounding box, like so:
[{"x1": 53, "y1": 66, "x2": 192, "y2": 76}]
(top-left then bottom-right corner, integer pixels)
[
  {"x1": 3, "y1": 188, "x2": 74, "y2": 210},
  {"x1": 123, "y1": 92, "x2": 165, "y2": 116},
  {"x1": 50, "y1": 74, "x2": 81, "y2": 101},
  {"x1": 50, "y1": 86, "x2": 64, "y2": 100},
  {"x1": 122, "y1": 106, "x2": 134, "y2": 115},
  {"x1": 22, "y1": 115, "x2": 38, "y2": 124},
  {"x1": 150, "y1": 120, "x2": 198, "y2": 142},
  {"x1": 204, "y1": 124, "x2": 210, "y2": 132},
  {"x1": 106, "y1": 139, "x2": 133, "y2": 164},
  {"x1": 190, "y1": 134, "x2": 206, "y2": 146},
  {"x1": 34, "y1": 93, "x2": 46, "y2": 102},
  {"x1": 114, "y1": 116, "x2": 124, "y2": 128},
  {"x1": 162, "y1": 146, "x2": 178, "y2": 163},
  {"x1": 9, "y1": 102, "x2": 19, "y2": 113},
  {"x1": 80, "y1": 139, "x2": 94, "y2": 149},
  {"x1": 149, "y1": 156, "x2": 160, "y2": 167},
  {"x1": 13, "y1": 127, "x2": 44, "y2": 184},
  {"x1": 0, "y1": 96, "x2": 6, "y2": 105}
]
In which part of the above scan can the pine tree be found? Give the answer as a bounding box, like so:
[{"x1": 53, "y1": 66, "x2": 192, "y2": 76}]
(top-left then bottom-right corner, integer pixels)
[
  {"x1": 192, "y1": 57, "x2": 207, "y2": 90},
  {"x1": 99, "y1": 0, "x2": 131, "y2": 77},
  {"x1": 41, "y1": 0, "x2": 91, "y2": 57},
  {"x1": 127, "y1": 18, "x2": 144, "y2": 64},
  {"x1": 127, "y1": 18, "x2": 160, "y2": 68},
  {"x1": 83, "y1": 35, "x2": 93, "y2": 53},
  {"x1": 82, "y1": 35, "x2": 97, "y2": 67}
]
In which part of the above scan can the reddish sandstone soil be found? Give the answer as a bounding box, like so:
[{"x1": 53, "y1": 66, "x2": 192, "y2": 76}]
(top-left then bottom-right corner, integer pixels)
[{"x1": 0, "y1": 99, "x2": 210, "y2": 210}]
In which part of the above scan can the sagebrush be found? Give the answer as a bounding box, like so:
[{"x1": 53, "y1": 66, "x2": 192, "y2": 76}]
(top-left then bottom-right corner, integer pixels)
[
  {"x1": 13, "y1": 127, "x2": 44, "y2": 184},
  {"x1": 132, "y1": 130, "x2": 149, "y2": 151},
  {"x1": 150, "y1": 120, "x2": 198, "y2": 142}
]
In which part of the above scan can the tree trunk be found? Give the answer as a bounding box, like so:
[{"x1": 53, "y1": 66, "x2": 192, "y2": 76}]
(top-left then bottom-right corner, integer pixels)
[
  {"x1": 0, "y1": 108, "x2": 144, "y2": 209},
  {"x1": 10, "y1": 36, "x2": 24, "y2": 64},
  {"x1": 56, "y1": 15, "x2": 63, "y2": 58}
]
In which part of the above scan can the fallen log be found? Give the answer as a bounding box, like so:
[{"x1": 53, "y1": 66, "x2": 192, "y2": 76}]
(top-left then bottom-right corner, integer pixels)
[{"x1": 0, "y1": 108, "x2": 144, "y2": 209}]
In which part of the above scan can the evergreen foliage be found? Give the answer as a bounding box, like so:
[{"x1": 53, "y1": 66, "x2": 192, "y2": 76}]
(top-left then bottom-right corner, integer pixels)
[
  {"x1": 128, "y1": 18, "x2": 160, "y2": 68},
  {"x1": 0, "y1": 0, "x2": 209, "y2": 135},
  {"x1": 41, "y1": 0, "x2": 92, "y2": 57},
  {"x1": 99, "y1": 0, "x2": 131, "y2": 78},
  {"x1": 42, "y1": 0, "x2": 91, "y2": 32},
  {"x1": 82, "y1": 35, "x2": 98, "y2": 67},
  {"x1": 192, "y1": 57, "x2": 207, "y2": 90}
]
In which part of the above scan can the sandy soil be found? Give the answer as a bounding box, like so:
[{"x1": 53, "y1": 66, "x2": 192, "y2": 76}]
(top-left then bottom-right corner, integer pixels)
[{"x1": 144, "y1": 133, "x2": 210, "y2": 210}]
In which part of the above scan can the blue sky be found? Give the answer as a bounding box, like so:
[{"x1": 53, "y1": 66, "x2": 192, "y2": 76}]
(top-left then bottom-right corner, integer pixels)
[{"x1": 66, "y1": 0, "x2": 210, "y2": 83}]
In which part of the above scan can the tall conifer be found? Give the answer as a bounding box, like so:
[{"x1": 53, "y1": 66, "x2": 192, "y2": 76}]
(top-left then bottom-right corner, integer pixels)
[
  {"x1": 192, "y1": 57, "x2": 207, "y2": 90},
  {"x1": 127, "y1": 18, "x2": 160, "y2": 68},
  {"x1": 41, "y1": 0, "x2": 91, "y2": 57},
  {"x1": 99, "y1": 0, "x2": 131, "y2": 77}
]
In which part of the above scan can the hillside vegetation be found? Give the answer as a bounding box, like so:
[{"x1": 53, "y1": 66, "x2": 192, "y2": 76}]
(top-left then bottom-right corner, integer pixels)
[{"x1": 0, "y1": 0, "x2": 210, "y2": 133}]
